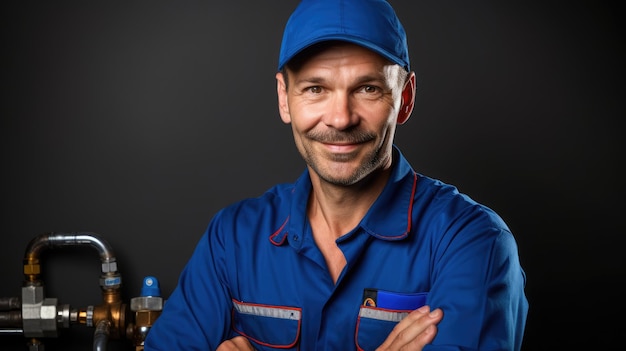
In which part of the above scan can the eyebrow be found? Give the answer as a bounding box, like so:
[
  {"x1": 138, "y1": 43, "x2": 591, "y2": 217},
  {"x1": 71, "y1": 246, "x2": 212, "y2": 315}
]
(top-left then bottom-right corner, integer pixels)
[{"x1": 293, "y1": 73, "x2": 387, "y2": 87}]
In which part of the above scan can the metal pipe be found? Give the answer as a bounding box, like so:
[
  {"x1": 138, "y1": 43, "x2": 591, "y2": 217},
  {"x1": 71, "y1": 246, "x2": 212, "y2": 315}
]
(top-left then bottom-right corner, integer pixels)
[
  {"x1": 23, "y1": 232, "x2": 120, "y2": 285},
  {"x1": 0, "y1": 297, "x2": 21, "y2": 311},
  {"x1": 93, "y1": 319, "x2": 111, "y2": 351},
  {"x1": 20, "y1": 232, "x2": 126, "y2": 340},
  {"x1": 0, "y1": 311, "x2": 22, "y2": 327},
  {"x1": 24, "y1": 232, "x2": 116, "y2": 265},
  {"x1": 0, "y1": 328, "x2": 24, "y2": 335}
]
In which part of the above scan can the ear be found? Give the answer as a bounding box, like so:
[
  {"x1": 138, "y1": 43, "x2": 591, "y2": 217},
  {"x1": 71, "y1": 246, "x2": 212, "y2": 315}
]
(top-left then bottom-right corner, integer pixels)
[
  {"x1": 397, "y1": 72, "x2": 416, "y2": 125},
  {"x1": 276, "y1": 72, "x2": 291, "y2": 124}
]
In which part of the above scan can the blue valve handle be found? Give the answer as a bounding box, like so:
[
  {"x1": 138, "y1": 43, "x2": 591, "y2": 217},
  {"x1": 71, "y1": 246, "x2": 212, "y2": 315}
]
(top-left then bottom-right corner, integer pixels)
[{"x1": 140, "y1": 276, "x2": 161, "y2": 297}]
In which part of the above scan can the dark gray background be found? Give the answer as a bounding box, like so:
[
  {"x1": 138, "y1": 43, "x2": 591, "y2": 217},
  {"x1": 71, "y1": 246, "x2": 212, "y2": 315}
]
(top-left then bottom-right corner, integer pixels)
[{"x1": 1, "y1": 1, "x2": 623, "y2": 350}]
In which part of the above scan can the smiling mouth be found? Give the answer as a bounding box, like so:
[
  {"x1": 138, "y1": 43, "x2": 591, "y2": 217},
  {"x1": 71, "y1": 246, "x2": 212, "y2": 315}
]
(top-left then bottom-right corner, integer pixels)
[
  {"x1": 324, "y1": 142, "x2": 359, "y2": 152},
  {"x1": 307, "y1": 129, "x2": 376, "y2": 156}
]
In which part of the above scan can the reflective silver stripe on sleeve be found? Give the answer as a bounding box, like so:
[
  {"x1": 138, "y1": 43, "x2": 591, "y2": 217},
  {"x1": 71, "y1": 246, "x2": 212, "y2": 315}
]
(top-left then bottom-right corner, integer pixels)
[
  {"x1": 359, "y1": 307, "x2": 409, "y2": 322},
  {"x1": 233, "y1": 302, "x2": 301, "y2": 320}
]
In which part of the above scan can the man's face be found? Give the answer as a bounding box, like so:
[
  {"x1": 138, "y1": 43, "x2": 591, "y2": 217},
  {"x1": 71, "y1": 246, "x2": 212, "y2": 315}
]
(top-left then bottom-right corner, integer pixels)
[{"x1": 276, "y1": 42, "x2": 410, "y2": 187}]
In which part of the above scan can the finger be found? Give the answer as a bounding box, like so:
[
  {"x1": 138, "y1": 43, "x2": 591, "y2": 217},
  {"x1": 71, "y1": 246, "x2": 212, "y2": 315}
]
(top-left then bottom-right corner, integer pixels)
[
  {"x1": 377, "y1": 306, "x2": 443, "y2": 351},
  {"x1": 215, "y1": 340, "x2": 235, "y2": 351},
  {"x1": 391, "y1": 309, "x2": 441, "y2": 349},
  {"x1": 381, "y1": 325, "x2": 439, "y2": 351},
  {"x1": 216, "y1": 336, "x2": 254, "y2": 351},
  {"x1": 377, "y1": 305, "x2": 431, "y2": 349},
  {"x1": 412, "y1": 323, "x2": 439, "y2": 347}
]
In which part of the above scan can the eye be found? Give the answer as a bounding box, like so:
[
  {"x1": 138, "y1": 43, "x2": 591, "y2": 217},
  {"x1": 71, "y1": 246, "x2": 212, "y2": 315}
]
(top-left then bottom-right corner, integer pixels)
[
  {"x1": 360, "y1": 85, "x2": 380, "y2": 94},
  {"x1": 356, "y1": 85, "x2": 385, "y2": 99},
  {"x1": 305, "y1": 86, "x2": 323, "y2": 94}
]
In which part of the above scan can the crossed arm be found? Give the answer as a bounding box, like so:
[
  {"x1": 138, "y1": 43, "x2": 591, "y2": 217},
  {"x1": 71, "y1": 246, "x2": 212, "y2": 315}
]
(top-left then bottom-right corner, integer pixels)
[{"x1": 216, "y1": 305, "x2": 443, "y2": 351}]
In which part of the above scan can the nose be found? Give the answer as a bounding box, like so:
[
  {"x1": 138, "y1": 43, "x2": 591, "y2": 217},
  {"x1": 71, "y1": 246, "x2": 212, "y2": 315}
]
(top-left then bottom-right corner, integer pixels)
[{"x1": 321, "y1": 92, "x2": 356, "y2": 130}]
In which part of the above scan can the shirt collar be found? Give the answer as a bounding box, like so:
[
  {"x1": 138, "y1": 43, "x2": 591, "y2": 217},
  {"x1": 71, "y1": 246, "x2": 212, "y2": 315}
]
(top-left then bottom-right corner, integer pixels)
[
  {"x1": 360, "y1": 146, "x2": 417, "y2": 240},
  {"x1": 270, "y1": 146, "x2": 417, "y2": 245}
]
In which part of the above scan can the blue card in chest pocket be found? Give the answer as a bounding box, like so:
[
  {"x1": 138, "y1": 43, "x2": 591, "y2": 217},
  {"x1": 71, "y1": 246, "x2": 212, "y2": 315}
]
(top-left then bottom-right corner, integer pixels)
[{"x1": 362, "y1": 288, "x2": 428, "y2": 310}]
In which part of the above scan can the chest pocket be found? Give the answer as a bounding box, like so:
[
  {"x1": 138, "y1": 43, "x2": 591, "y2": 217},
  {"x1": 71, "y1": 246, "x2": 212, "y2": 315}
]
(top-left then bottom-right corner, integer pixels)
[
  {"x1": 355, "y1": 307, "x2": 410, "y2": 351},
  {"x1": 356, "y1": 289, "x2": 428, "y2": 350},
  {"x1": 231, "y1": 299, "x2": 301, "y2": 349}
]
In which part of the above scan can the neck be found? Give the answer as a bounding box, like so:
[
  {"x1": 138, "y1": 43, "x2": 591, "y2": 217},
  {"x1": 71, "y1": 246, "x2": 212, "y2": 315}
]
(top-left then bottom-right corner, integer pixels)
[
  {"x1": 306, "y1": 165, "x2": 392, "y2": 284},
  {"x1": 307, "y1": 165, "x2": 391, "y2": 239}
]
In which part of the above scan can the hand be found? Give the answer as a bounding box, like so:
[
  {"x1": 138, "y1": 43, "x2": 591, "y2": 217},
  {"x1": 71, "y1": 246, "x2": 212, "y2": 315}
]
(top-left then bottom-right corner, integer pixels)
[
  {"x1": 376, "y1": 305, "x2": 443, "y2": 351},
  {"x1": 216, "y1": 336, "x2": 255, "y2": 351}
]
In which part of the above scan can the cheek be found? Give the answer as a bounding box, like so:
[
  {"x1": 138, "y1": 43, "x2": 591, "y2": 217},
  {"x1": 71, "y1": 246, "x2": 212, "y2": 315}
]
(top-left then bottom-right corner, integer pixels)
[
  {"x1": 364, "y1": 108, "x2": 398, "y2": 133},
  {"x1": 290, "y1": 125, "x2": 309, "y2": 156},
  {"x1": 288, "y1": 103, "x2": 323, "y2": 132},
  {"x1": 381, "y1": 122, "x2": 399, "y2": 145},
  {"x1": 288, "y1": 116, "x2": 314, "y2": 148},
  {"x1": 372, "y1": 116, "x2": 399, "y2": 142}
]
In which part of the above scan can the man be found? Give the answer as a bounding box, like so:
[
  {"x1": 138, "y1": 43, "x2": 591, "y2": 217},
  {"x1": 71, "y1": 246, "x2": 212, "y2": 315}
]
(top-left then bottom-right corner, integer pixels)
[{"x1": 144, "y1": 0, "x2": 528, "y2": 350}]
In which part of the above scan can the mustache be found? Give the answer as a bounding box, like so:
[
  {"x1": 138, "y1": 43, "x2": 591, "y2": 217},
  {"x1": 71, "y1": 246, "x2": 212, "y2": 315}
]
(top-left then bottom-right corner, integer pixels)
[{"x1": 306, "y1": 129, "x2": 376, "y2": 144}]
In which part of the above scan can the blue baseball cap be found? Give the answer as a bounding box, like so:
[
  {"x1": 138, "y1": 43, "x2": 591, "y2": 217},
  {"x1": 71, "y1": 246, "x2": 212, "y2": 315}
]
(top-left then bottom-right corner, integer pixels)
[{"x1": 278, "y1": 0, "x2": 410, "y2": 72}]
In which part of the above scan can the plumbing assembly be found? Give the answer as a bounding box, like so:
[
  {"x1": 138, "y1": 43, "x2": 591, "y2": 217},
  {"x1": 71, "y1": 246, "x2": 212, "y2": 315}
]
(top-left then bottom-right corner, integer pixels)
[{"x1": 0, "y1": 232, "x2": 163, "y2": 350}]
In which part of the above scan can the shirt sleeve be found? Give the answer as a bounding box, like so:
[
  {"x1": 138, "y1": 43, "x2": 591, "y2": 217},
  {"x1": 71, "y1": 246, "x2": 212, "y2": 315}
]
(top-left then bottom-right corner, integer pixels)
[
  {"x1": 424, "y1": 209, "x2": 529, "y2": 351},
  {"x1": 144, "y1": 212, "x2": 234, "y2": 350}
]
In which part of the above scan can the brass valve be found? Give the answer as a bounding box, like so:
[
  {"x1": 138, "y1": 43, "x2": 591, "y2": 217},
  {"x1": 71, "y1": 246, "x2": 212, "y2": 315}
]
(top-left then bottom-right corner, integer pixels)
[{"x1": 127, "y1": 276, "x2": 163, "y2": 351}]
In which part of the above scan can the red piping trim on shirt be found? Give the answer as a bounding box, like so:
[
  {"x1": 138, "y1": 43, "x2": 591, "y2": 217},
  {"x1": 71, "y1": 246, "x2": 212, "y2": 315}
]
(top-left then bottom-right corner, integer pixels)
[{"x1": 269, "y1": 216, "x2": 289, "y2": 246}]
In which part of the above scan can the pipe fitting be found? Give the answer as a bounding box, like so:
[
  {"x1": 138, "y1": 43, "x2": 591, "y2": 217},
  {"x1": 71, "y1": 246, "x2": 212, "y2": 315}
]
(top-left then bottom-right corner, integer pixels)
[
  {"x1": 21, "y1": 285, "x2": 59, "y2": 338},
  {"x1": 20, "y1": 232, "x2": 128, "y2": 340}
]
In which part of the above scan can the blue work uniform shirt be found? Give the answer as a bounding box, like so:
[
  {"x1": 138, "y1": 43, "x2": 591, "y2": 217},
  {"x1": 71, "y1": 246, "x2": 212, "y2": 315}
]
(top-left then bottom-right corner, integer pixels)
[{"x1": 145, "y1": 147, "x2": 528, "y2": 351}]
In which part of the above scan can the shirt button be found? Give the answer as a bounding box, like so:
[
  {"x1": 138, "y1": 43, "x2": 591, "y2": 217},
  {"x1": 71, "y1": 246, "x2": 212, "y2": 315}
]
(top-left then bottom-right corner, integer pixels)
[{"x1": 292, "y1": 235, "x2": 299, "y2": 241}]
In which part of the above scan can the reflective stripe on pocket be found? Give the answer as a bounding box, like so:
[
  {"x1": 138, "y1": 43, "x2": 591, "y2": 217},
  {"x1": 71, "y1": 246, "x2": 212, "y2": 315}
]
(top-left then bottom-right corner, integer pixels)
[
  {"x1": 355, "y1": 306, "x2": 410, "y2": 351},
  {"x1": 358, "y1": 306, "x2": 409, "y2": 322},
  {"x1": 233, "y1": 300, "x2": 301, "y2": 320},
  {"x1": 231, "y1": 299, "x2": 301, "y2": 349}
]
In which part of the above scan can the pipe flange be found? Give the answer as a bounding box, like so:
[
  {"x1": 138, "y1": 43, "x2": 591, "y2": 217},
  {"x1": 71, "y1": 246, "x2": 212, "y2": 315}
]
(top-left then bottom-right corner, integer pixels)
[
  {"x1": 86, "y1": 306, "x2": 94, "y2": 327},
  {"x1": 57, "y1": 304, "x2": 70, "y2": 329}
]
